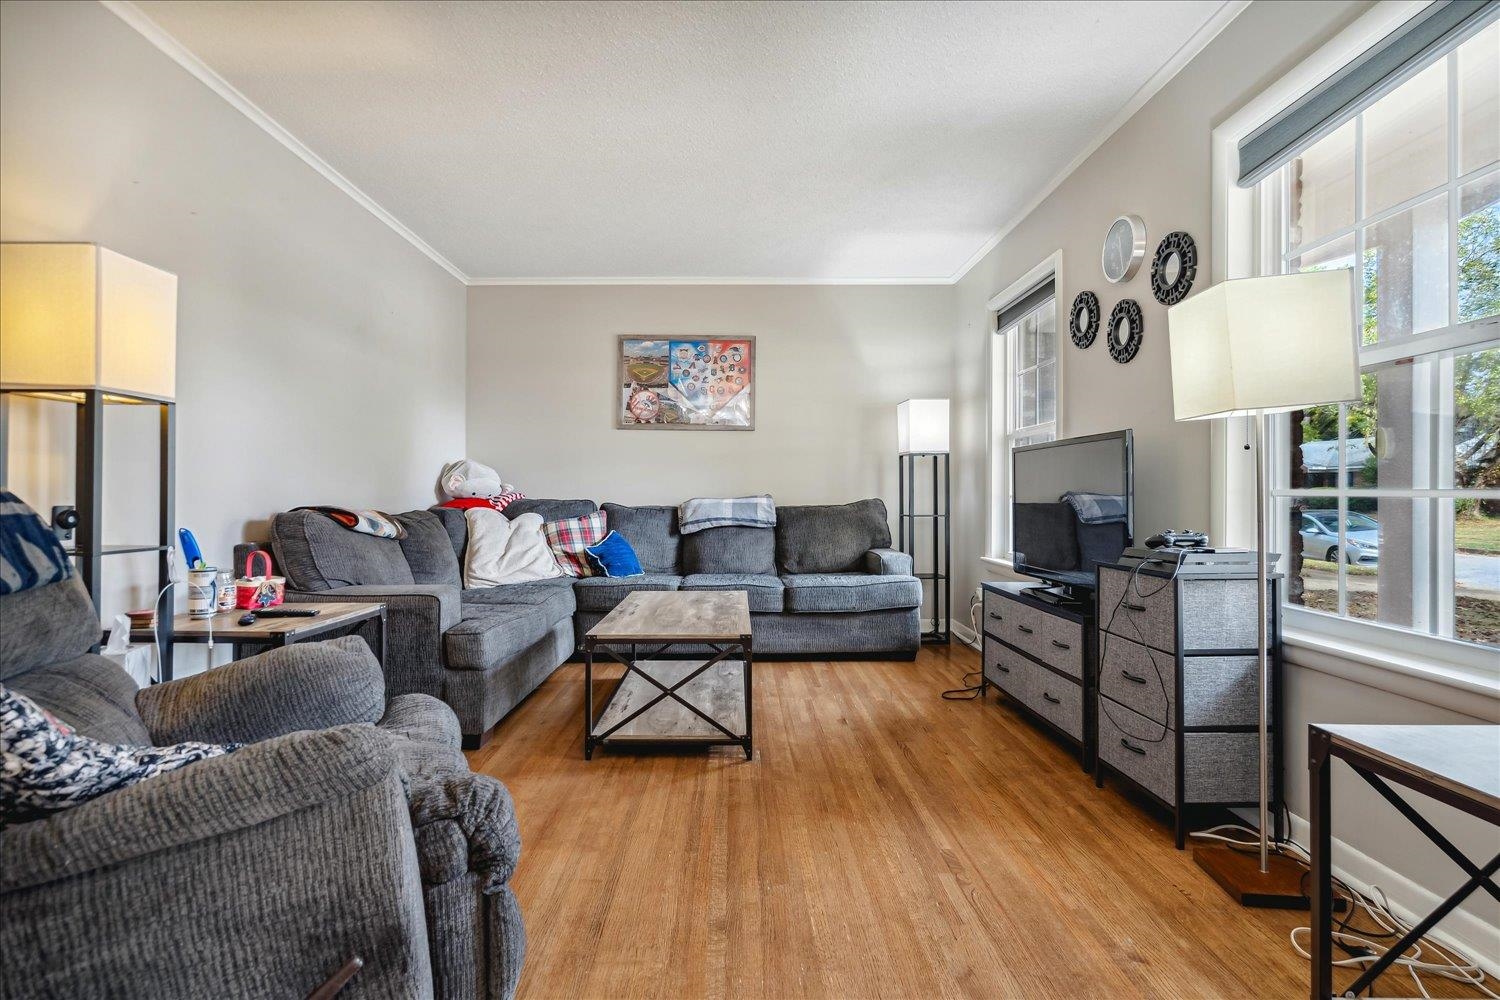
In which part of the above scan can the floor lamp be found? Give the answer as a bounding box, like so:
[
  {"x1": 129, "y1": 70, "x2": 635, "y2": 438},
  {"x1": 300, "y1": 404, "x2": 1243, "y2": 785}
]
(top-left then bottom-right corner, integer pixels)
[{"x1": 1165, "y1": 268, "x2": 1358, "y2": 906}]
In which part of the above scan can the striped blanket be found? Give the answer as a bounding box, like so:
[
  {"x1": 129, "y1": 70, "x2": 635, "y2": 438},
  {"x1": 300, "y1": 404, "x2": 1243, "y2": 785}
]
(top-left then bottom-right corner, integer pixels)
[
  {"x1": 678, "y1": 494, "x2": 777, "y2": 534},
  {"x1": 293, "y1": 506, "x2": 407, "y2": 539}
]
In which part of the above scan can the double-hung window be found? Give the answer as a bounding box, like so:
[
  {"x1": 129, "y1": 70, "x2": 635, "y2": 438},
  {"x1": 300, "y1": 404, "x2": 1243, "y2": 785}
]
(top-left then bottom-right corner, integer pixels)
[
  {"x1": 1247, "y1": 14, "x2": 1499, "y2": 656},
  {"x1": 988, "y1": 276, "x2": 1058, "y2": 557}
]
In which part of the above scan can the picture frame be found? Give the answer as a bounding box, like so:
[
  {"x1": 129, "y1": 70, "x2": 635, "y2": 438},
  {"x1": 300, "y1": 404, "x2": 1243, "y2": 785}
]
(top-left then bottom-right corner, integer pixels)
[{"x1": 617, "y1": 335, "x2": 756, "y2": 430}]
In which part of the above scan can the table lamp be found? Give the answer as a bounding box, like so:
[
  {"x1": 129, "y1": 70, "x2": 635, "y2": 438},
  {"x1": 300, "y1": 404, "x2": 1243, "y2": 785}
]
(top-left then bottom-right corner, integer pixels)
[{"x1": 1167, "y1": 268, "x2": 1359, "y2": 906}]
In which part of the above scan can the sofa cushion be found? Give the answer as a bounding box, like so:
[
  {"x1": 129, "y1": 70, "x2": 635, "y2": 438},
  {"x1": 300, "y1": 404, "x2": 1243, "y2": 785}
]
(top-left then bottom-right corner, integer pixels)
[
  {"x1": 429, "y1": 506, "x2": 469, "y2": 564},
  {"x1": 462, "y1": 578, "x2": 576, "y2": 625},
  {"x1": 502, "y1": 499, "x2": 597, "y2": 523},
  {"x1": 393, "y1": 510, "x2": 462, "y2": 586},
  {"x1": 780, "y1": 573, "x2": 922, "y2": 613},
  {"x1": 680, "y1": 574, "x2": 784, "y2": 612},
  {"x1": 271, "y1": 509, "x2": 415, "y2": 591},
  {"x1": 600, "y1": 504, "x2": 680, "y2": 574},
  {"x1": 9, "y1": 652, "x2": 152, "y2": 745},
  {"x1": 0, "y1": 577, "x2": 101, "y2": 682},
  {"x1": 445, "y1": 604, "x2": 553, "y2": 670},
  {"x1": 572, "y1": 574, "x2": 681, "y2": 613},
  {"x1": 681, "y1": 525, "x2": 776, "y2": 575},
  {"x1": 775, "y1": 500, "x2": 892, "y2": 574}
]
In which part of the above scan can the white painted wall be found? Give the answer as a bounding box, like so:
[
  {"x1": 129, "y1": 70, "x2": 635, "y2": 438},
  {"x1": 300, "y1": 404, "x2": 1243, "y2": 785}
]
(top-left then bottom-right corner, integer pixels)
[
  {"x1": 466, "y1": 283, "x2": 956, "y2": 516},
  {"x1": 0, "y1": 1, "x2": 466, "y2": 671},
  {"x1": 949, "y1": 0, "x2": 1498, "y2": 962}
]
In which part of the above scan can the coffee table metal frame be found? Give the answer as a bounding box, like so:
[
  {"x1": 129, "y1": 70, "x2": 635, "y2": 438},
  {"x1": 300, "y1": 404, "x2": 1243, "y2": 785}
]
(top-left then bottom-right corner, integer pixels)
[{"x1": 583, "y1": 636, "x2": 753, "y2": 760}]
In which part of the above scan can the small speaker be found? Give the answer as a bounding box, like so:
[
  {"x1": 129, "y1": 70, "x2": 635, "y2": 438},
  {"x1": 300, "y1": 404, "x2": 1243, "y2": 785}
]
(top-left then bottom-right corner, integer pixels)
[{"x1": 51, "y1": 505, "x2": 79, "y2": 542}]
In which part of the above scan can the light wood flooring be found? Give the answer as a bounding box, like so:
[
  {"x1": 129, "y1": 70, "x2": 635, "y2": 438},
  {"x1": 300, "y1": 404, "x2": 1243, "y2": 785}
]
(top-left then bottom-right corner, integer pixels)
[{"x1": 468, "y1": 645, "x2": 1475, "y2": 999}]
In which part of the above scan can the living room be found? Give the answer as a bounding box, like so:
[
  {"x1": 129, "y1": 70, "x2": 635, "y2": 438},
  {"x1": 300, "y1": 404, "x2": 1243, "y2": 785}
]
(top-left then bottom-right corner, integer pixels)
[{"x1": 1, "y1": 1, "x2": 1497, "y2": 998}]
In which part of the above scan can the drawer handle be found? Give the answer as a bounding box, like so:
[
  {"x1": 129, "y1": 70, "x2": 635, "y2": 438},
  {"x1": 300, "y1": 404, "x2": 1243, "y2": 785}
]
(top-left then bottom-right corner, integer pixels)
[
  {"x1": 1120, "y1": 738, "x2": 1147, "y2": 755},
  {"x1": 1051, "y1": 639, "x2": 1071, "y2": 650},
  {"x1": 1017, "y1": 624, "x2": 1035, "y2": 634},
  {"x1": 1121, "y1": 669, "x2": 1148, "y2": 685},
  {"x1": 989, "y1": 611, "x2": 1003, "y2": 620},
  {"x1": 994, "y1": 664, "x2": 1010, "y2": 673},
  {"x1": 1042, "y1": 692, "x2": 1061, "y2": 705},
  {"x1": 1122, "y1": 602, "x2": 1147, "y2": 613}
]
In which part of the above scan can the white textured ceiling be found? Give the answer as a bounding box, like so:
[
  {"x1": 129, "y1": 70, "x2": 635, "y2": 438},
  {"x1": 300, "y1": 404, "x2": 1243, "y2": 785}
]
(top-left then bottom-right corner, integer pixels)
[{"x1": 127, "y1": 0, "x2": 1235, "y2": 282}]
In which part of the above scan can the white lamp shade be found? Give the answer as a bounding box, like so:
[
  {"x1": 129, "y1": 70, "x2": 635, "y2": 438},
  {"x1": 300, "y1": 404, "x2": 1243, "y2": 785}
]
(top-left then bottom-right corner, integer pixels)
[
  {"x1": 1, "y1": 243, "x2": 177, "y2": 400},
  {"x1": 1166, "y1": 269, "x2": 1358, "y2": 421},
  {"x1": 897, "y1": 398, "x2": 949, "y2": 453}
]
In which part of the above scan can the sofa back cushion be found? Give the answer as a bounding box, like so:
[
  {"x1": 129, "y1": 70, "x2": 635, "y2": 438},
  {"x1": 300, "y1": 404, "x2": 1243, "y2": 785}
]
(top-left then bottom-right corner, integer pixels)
[
  {"x1": 9, "y1": 652, "x2": 152, "y2": 745},
  {"x1": 600, "y1": 504, "x2": 680, "y2": 574},
  {"x1": 393, "y1": 510, "x2": 462, "y2": 586},
  {"x1": 0, "y1": 577, "x2": 103, "y2": 682},
  {"x1": 775, "y1": 500, "x2": 892, "y2": 574},
  {"x1": 430, "y1": 506, "x2": 469, "y2": 564},
  {"x1": 271, "y1": 510, "x2": 415, "y2": 592},
  {"x1": 682, "y1": 526, "x2": 776, "y2": 575},
  {"x1": 503, "y1": 499, "x2": 598, "y2": 523}
]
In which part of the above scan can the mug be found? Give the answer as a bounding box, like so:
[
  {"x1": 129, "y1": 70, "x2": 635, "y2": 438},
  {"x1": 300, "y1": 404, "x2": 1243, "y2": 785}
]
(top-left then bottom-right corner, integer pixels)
[{"x1": 187, "y1": 567, "x2": 219, "y2": 619}]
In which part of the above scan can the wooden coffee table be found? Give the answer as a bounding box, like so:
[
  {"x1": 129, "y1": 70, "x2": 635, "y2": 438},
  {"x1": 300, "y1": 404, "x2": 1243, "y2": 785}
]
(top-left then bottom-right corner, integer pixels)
[{"x1": 583, "y1": 590, "x2": 753, "y2": 760}]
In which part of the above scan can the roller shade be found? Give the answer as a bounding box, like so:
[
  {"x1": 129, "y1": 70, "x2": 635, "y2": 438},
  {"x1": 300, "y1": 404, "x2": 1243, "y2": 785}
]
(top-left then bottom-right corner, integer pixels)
[
  {"x1": 996, "y1": 278, "x2": 1055, "y2": 331},
  {"x1": 1237, "y1": 0, "x2": 1498, "y2": 187}
]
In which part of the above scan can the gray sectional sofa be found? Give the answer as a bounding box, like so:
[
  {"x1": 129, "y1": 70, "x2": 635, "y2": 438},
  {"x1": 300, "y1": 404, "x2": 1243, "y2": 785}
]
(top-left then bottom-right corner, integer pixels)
[{"x1": 271, "y1": 498, "x2": 921, "y2": 747}]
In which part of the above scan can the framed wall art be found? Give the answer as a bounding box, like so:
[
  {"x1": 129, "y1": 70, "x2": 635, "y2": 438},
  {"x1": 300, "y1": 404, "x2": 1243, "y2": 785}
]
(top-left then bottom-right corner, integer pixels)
[{"x1": 617, "y1": 335, "x2": 755, "y2": 430}]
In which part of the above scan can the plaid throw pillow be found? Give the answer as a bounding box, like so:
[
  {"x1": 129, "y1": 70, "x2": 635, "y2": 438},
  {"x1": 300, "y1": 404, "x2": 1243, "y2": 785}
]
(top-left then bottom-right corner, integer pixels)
[{"x1": 543, "y1": 511, "x2": 607, "y2": 577}]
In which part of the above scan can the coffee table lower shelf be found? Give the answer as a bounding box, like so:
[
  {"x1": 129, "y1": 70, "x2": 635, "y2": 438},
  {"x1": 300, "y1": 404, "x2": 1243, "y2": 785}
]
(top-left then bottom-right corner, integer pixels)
[{"x1": 584, "y1": 644, "x2": 752, "y2": 760}]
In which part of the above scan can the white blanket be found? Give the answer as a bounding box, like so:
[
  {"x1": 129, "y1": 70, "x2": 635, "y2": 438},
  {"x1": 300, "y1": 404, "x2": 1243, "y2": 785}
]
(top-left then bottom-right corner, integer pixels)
[{"x1": 463, "y1": 510, "x2": 564, "y2": 587}]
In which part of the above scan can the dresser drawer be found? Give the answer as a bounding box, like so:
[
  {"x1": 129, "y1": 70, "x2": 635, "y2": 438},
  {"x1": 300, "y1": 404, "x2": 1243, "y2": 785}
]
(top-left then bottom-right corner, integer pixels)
[
  {"x1": 1099, "y1": 565, "x2": 1178, "y2": 653},
  {"x1": 1036, "y1": 614, "x2": 1084, "y2": 680},
  {"x1": 1182, "y1": 655, "x2": 1259, "y2": 727},
  {"x1": 1178, "y1": 578, "x2": 1266, "y2": 650},
  {"x1": 1098, "y1": 633, "x2": 1174, "y2": 725},
  {"x1": 1184, "y1": 731, "x2": 1261, "y2": 802},
  {"x1": 1097, "y1": 696, "x2": 1174, "y2": 804},
  {"x1": 982, "y1": 590, "x2": 1044, "y2": 656},
  {"x1": 1012, "y1": 658, "x2": 1083, "y2": 741},
  {"x1": 983, "y1": 638, "x2": 1027, "y2": 699}
]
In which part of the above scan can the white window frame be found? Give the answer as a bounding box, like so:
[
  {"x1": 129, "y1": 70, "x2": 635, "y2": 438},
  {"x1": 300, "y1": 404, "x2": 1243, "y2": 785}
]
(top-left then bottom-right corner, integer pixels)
[
  {"x1": 1211, "y1": 0, "x2": 1500, "y2": 707},
  {"x1": 984, "y1": 251, "x2": 1064, "y2": 566}
]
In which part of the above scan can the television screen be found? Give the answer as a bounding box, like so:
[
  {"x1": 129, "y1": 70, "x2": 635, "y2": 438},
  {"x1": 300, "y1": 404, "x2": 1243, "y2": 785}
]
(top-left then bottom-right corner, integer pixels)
[{"x1": 1012, "y1": 430, "x2": 1133, "y2": 589}]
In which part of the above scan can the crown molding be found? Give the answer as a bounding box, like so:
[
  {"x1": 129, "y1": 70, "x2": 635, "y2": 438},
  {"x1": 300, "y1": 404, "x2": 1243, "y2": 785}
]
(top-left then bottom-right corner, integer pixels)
[
  {"x1": 99, "y1": 0, "x2": 470, "y2": 284},
  {"x1": 466, "y1": 275, "x2": 955, "y2": 286},
  {"x1": 946, "y1": 0, "x2": 1252, "y2": 286}
]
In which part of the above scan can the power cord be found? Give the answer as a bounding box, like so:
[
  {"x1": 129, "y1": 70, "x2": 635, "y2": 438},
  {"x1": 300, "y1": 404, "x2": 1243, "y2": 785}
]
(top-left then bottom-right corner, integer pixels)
[
  {"x1": 942, "y1": 591, "x2": 986, "y2": 700},
  {"x1": 1096, "y1": 554, "x2": 1182, "y2": 744},
  {"x1": 1191, "y1": 824, "x2": 1498, "y2": 998}
]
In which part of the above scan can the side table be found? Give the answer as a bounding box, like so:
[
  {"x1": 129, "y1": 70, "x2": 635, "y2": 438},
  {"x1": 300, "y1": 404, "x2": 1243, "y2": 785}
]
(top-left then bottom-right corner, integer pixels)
[{"x1": 131, "y1": 601, "x2": 387, "y2": 669}]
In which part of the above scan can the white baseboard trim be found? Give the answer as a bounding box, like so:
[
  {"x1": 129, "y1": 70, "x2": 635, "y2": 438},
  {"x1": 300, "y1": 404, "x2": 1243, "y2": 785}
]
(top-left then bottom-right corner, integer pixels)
[{"x1": 1270, "y1": 810, "x2": 1500, "y2": 976}]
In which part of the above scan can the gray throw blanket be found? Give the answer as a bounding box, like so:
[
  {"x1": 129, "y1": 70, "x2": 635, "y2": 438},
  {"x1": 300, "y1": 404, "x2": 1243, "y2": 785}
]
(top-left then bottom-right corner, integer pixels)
[
  {"x1": 678, "y1": 495, "x2": 777, "y2": 534},
  {"x1": 1060, "y1": 491, "x2": 1128, "y2": 525}
]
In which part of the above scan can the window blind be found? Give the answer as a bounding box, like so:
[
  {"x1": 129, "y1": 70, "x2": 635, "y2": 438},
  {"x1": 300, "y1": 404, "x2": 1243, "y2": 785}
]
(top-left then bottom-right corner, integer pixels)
[
  {"x1": 996, "y1": 278, "x2": 1055, "y2": 331},
  {"x1": 1236, "y1": 0, "x2": 1497, "y2": 188}
]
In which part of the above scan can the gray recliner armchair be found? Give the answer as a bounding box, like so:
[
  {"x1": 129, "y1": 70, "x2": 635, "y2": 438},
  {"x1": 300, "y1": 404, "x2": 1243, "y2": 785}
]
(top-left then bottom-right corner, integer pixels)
[{"x1": 0, "y1": 557, "x2": 525, "y2": 997}]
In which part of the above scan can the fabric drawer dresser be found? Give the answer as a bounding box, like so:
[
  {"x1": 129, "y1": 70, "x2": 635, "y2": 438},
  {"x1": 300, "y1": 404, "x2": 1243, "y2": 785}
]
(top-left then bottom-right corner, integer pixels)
[
  {"x1": 1092, "y1": 559, "x2": 1285, "y2": 848},
  {"x1": 980, "y1": 582, "x2": 1096, "y2": 772}
]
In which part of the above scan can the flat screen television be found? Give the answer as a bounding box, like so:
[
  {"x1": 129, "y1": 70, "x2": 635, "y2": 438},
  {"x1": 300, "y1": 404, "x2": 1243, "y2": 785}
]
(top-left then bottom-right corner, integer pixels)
[{"x1": 1011, "y1": 429, "x2": 1134, "y2": 595}]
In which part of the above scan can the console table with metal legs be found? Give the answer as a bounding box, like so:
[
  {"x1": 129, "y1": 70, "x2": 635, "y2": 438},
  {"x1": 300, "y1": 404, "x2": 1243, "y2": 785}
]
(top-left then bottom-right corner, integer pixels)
[
  {"x1": 581, "y1": 590, "x2": 754, "y2": 760},
  {"x1": 1308, "y1": 723, "x2": 1499, "y2": 1000}
]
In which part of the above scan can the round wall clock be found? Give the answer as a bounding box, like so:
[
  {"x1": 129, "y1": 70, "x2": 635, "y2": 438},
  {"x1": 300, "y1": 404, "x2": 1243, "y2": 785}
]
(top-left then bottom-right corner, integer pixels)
[
  {"x1": 1069, "y1": 291, "x2": 1100, "y2": 348},
  {"x1": 1106, "y1": 299, "x2": 1143, "y2": 364},
  {"x1": 1150, "y1": 231, "x2": 1197, "y2": 305},
  {"x1": 1102, "y1": 215, "x2": 1147, "y2": 284}
]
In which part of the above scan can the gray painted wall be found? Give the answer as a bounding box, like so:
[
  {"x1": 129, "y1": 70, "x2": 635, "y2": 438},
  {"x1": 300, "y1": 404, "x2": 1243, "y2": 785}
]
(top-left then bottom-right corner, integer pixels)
[
  {"x1": 950, "y1": 0, "x2": 1498, "y2": 957},
  {"x1": 466, "y1": 283, "x2": 956, "y2": 524},
  {"x1": 0, "y1": 2, "x2": 466, "y2": 640}
]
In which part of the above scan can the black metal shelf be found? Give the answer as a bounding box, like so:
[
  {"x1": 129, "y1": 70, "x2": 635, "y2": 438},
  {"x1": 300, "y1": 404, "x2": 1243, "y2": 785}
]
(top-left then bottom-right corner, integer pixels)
[
  {"x1": 898, "y1": 451, "x2": 950, "y2": 645},
  {"x1": 63, "y1": 543, "x2": 170, "y2": 557}
]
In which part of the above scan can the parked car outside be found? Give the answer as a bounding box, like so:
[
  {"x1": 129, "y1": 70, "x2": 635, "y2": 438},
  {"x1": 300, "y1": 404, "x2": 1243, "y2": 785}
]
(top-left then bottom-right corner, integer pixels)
[{"x1": 1300, "y1": 510, "x2": 1381, "y2": 565}]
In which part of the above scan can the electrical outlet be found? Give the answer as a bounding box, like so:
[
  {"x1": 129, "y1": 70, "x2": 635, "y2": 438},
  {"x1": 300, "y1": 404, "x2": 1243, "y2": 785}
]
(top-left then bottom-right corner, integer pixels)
[{"x1": 51, "y1": 505, "x2": 79, "y2": 542}]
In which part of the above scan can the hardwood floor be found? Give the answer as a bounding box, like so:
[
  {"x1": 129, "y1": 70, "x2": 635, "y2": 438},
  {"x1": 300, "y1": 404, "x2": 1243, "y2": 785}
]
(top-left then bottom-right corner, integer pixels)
[{"x1": 468, "y1": 645, "x2": 1472, "y2": 999}]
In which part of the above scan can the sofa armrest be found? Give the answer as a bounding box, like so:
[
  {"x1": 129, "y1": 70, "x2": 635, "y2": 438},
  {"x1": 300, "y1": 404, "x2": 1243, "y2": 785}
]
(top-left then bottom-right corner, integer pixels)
[
  {"x1": 406, "y1": 769, "x2": 522, "y2": 893},
  {"x1": 288, "y1": 584, "x2": 461, "y2": 697},
  {"x1": 1, "y1": 726, "x2": 396, "y2": 893},
  {"x1": 865, "y1": 548, "x2": 914, "y2": 575},
  {"x1": 135, "y1": 635, "x2": 384, "y2": 745}
]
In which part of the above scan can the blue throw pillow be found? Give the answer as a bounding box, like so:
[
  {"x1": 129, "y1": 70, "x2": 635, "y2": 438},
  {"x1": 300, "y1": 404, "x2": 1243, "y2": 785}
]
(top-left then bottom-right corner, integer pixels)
[{"x1": 585, "y1": 530, "x2": 644, "y2": 578}]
